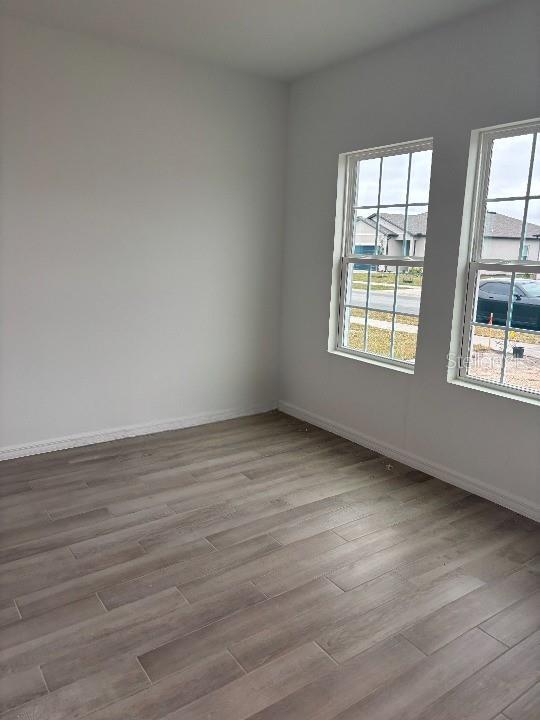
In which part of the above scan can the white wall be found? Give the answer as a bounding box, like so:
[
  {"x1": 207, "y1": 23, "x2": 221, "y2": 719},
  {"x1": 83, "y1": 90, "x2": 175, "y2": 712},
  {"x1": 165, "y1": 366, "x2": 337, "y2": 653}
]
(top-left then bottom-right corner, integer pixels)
[
  {"x1": 279, "y1": 0, "x2": 540, "y2": 517},
  {"x1": 0, "y1": 17, "x2": 287, "y2": 453}
]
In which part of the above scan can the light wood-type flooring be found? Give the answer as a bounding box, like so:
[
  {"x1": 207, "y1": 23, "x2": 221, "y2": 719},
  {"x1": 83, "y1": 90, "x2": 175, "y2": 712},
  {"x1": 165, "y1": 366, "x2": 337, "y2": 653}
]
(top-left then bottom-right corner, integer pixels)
[{"x1": 0, "y1": 411, "x2": 538, "y2": 720}]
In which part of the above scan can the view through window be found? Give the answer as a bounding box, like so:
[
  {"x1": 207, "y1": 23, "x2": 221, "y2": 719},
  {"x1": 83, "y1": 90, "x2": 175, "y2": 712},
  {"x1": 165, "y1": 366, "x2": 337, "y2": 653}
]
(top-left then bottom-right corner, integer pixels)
[
  {"x1": 460, "y1": 121, "x2": 540, "y2": 397},
  {"x1": 337, "y1": 139, "x2": 433, "y2": 366}
]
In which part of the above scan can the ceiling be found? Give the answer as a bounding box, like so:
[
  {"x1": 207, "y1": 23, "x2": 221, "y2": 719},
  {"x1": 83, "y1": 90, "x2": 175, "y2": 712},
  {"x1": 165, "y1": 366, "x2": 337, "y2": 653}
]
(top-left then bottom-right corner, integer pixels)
[{"x1": 0, "y1": 0, "x2": 503, "y2": 80}]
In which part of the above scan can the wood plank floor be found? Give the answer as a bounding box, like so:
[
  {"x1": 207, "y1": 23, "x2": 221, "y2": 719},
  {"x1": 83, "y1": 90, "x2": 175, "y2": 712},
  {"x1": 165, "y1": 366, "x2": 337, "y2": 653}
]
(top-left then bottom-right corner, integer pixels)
[{"x1": 0, "y1": 410, "x2": 538, "y2": 720}]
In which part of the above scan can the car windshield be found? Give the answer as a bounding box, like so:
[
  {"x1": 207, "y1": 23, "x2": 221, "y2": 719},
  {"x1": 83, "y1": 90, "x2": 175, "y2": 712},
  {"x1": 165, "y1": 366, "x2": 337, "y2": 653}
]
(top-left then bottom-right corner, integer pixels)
[{"x1": 520, "y1": 280, "x2": 540, "y2": 297}]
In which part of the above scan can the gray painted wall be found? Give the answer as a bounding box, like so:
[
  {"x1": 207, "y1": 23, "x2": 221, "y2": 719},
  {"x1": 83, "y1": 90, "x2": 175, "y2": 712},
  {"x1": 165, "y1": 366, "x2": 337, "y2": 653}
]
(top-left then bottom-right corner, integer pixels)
[
  {"x1": 0, "y1": 17, "x2": 287, "y2": 450},
  {"x1": 279, "y1": 0, "x2": 540, "y2": 514}
]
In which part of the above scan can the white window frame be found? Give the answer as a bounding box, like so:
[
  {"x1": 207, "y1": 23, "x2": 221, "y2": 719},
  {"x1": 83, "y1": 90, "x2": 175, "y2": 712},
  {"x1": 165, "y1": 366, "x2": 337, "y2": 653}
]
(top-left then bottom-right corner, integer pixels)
[
  {"x1": 331, "y1": 138, "x2": 433, "y2": 370},
  {"x1": 458, "y1": 118, "x2": 540, "y2": 401}
]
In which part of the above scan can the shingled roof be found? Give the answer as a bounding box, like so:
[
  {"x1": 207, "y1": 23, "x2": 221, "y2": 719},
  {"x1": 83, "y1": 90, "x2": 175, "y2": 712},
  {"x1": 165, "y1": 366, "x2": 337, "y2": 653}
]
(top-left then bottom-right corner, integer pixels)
[
  {"x1": 483, "y1": 211, "x2": 540, "y2": 238},
  {"x1": 375, "y1": 210, "x2": 540, "y2": 239},
  {"x1": 378, "y1": 211, "x2": 428, "y2": 236}
]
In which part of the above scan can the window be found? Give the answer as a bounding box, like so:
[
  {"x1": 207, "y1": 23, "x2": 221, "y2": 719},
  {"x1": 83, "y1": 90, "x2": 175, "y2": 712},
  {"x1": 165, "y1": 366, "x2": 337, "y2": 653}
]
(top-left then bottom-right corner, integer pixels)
[
  {"x1": 459, "y1": 119, "x2": 540, "y2": 398},
  {"x1": 484, "y1": 282, "x2": 510, "y2": 296},
  {"x1": 334, "y1": 139, "x2": 433, "y2": 367}
]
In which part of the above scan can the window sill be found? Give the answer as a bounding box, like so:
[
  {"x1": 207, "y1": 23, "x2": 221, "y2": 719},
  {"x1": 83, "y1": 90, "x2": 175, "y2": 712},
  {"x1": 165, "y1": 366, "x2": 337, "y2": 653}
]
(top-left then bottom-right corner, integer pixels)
[
  {"x1": 448, "y1": 376, "x2": 540, "y2": 407},
  {"x1": 328, "y1": 348, "x2": 415, "y2": 375}
]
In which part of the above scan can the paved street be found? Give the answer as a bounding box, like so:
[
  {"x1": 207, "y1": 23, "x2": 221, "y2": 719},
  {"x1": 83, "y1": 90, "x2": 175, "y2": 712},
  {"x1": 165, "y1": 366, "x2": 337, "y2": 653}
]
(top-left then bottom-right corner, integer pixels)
[{"x1": 351, "y1": 286, "x2": 421, "y2": 315}]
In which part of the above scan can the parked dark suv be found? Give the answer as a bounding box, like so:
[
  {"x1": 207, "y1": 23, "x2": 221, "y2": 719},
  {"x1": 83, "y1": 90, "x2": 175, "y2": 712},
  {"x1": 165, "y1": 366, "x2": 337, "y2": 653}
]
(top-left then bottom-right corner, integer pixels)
[{"x1": 476, "y1": 278, "x2": 540, "y2": 331}]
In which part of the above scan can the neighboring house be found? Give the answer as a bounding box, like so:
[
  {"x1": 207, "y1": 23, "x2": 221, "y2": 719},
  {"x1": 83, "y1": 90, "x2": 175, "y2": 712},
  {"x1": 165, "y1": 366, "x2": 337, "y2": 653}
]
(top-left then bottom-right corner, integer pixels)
[
  {"x1": 353, "y1": 210, "x2": 540, "y2": 261},
  {"x1": 482, "y1": 211, "x2": 540, "y2": 260}
]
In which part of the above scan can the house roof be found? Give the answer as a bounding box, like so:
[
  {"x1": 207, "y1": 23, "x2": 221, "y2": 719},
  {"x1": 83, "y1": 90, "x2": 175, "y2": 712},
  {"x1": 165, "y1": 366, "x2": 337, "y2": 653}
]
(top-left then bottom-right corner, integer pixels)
[
  {"x1": 354, "y1": 212, "x2": 428, "y2": 238},
  {"x1": 482, "y1": 211, "x2": 540, "y2": 238},
  {"x1": 371, "y1": 210, "x2": 540, "y2": 240},
  {"x1": 379, "y1": 212, "x2": 428, "y2": 237}
]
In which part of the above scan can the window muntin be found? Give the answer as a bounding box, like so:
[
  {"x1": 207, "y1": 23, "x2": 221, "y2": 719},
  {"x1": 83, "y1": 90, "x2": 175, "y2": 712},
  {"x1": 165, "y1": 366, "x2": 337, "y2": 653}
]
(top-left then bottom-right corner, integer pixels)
[
  {"x1": 337, "y1": 139, "x2": 433, "y2": 367},
  {"x1": 460, "y1": 120, "x2": 540, "y2": 397}
]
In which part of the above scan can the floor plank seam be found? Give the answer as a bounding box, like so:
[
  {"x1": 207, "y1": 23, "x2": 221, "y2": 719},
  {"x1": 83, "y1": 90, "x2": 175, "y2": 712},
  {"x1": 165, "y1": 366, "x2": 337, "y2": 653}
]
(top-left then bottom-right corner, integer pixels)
[
  {"x1": 39, "y1": 664, "x2": 51, "y2": 693},
  {"x1": 13, "y1": 597, "x2": 23, "y2": 620},
  {"x1": 135, "y1": 540, "x2": 147, "y2": 555},
  {"x1": 397, "y1": 632, "x2": 429, "y2": 657},
  {"x1": 322, "y1": 574, "x2": 347, "y2": 593},
  {"x1": 477, "y1": 625, "x2": 511, "y2": 649},
  {"x1": 127, "y1": 590, "x2": 270, "y2": 658},
  {"x1": 135, "y1": 654, "x2": 154, "y2": 685},
  {"x1": 266, "y1": 531, "x2": 283, "y2": 547},
  {"x1": 329, "y1": 528, "x2": 346, "y2": 543},
  {"x1": 66, "y1": 544, "x2": 79, "y2": 562},
  {"x1": 202, "y1": 536, "x2": 219, "y2": 551},
  {"x1": 312, "y1": 639, "x2": 341, "y2": 666},
  {"x1": 422, "y1": 636, "x2": 526, "y2": 719},
  {"x1": 172, "y1": 585, "x2": 190, "y2": 605},
  {"x1": 498, "y1": 677, "x2": 540, "y2": 717},
  {"x1": 225, "y1": 646, "x2": 249, "y2": 674},
  {"x1": 94, "y1": 590, "x2": 109, "y2": 613},
  {"x1": 248, "y1": 578, "x2": 270, "y2": 599}
]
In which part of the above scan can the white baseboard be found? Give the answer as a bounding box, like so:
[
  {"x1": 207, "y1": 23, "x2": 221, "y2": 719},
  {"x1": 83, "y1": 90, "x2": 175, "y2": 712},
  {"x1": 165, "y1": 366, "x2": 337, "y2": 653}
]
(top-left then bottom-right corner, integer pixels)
[
  {"x1": 279, "y1": 400, "x2": 539, "y2": 523},
  {"x1": 0, "y1": 403, "x2": 276, "y2": 461}
]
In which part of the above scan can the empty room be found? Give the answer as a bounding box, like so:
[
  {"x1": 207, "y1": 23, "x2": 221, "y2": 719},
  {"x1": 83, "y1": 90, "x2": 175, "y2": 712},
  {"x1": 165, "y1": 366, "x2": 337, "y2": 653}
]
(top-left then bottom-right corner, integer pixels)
[{"x1": 0, "y1": 0, "x2": 539, "y2": 718}]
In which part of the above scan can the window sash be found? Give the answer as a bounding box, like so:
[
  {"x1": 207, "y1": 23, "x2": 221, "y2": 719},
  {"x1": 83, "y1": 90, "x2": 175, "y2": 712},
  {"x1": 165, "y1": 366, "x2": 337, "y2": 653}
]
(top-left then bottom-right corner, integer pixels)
[
  {"x1": 341, "y1": 256, "x2": 424, "y2": 267},
  {"x1": 461, "y1": 265, "x2": 540, "y2": 391},
  {"x1": 337, "y1": 259, "x2": 422, "y2": 366},
  {"x1": 468, "y1": 122, "x2": 539, "y2": 266},
  {"x1": 336, "y1": 138, "x2": 432, "y2": 367},
  {"x1": 459, "y1": 119, "x2": 540, "y2": 398},
  {"x1": 342, "y1": 138, "x2": 432, "y2": 259}
]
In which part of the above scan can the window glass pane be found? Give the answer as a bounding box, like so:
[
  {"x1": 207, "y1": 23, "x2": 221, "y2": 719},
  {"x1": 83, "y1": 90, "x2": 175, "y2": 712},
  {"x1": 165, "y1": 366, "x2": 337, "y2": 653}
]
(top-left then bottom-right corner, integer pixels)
[
  {"x1": 348, "y1": 265, "x2": 369, "y2": 307},
  {"x1": 403, "y1": 206, "x2": 428, "y2": 257},
  {"x1": 487, "y1": 133, "x2": 534, "y2": 199},
  {"x1": 523, "y1": 199, "x2": 540, "y2": 262},
  {"x1": 466, "y1": 269, "x2": 540, "y2": 394},
  {"x1": 380, "y1": 153, "x2": 409, "y2": 205},
  {"x1": 503, "y1": 331, "x2": 540, "y2": 394},
  {"x1": 466, "y1": 326, "x2": 505, "y2": 384},
  {"x1": 530, "y1": 135, "x2": 540, "y2": 196},
  {"x1": 355, "y1": 158, "x2": 380, "y2": 207},
  {"x1": 342, "y1": 308, "x2": 366, "y2": 352},
  {"x1": 396, "y1": 267, "x2": 422, "y2": 316},
  {"x1": 408, "y1": 150, "x2": 432, "y2": 204},
  {"x1": 366, "y1": 267, "x2": 396, "y2": 312},
  {"x1": 393, "y1": 314, "x2": 418, "y2": 363},
  {"x1": 353, "y1": 209, "x2": 379, "y2": 255},
  {"x1": 376, "y1": 207, "x2": 404, "y2": 256},
  {"x1": 481, "y1": 200, "x2": 525, "y2": 260},
  {"x1": 341, "y1": 263, "x2": 354, "y2": 305},
  {"x1": 473, "y1": 270, "x2": 511, "y2": 328},
  {"x1": 354, "y1": 206, "x2": 428, "y2": 258},
  {"x1": 526, "y1": 198, "x2": 540, "y2": 226},
  {"x1": 510, "y1": 271, "x2": 540, "y2": 331},
  {"x1": 366, "y1": 310, "x2": 392, "y2": 357}
]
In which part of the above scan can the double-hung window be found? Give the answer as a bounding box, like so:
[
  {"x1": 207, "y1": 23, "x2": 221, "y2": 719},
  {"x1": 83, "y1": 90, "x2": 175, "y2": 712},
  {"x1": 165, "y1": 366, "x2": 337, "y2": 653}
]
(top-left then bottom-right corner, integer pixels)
[
  {"x1": 458, "y1": 119, "x2": 540, "y2": 398},
  {"x1": 334, "y1": 139, "x2": 433, "y2": 367}
]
